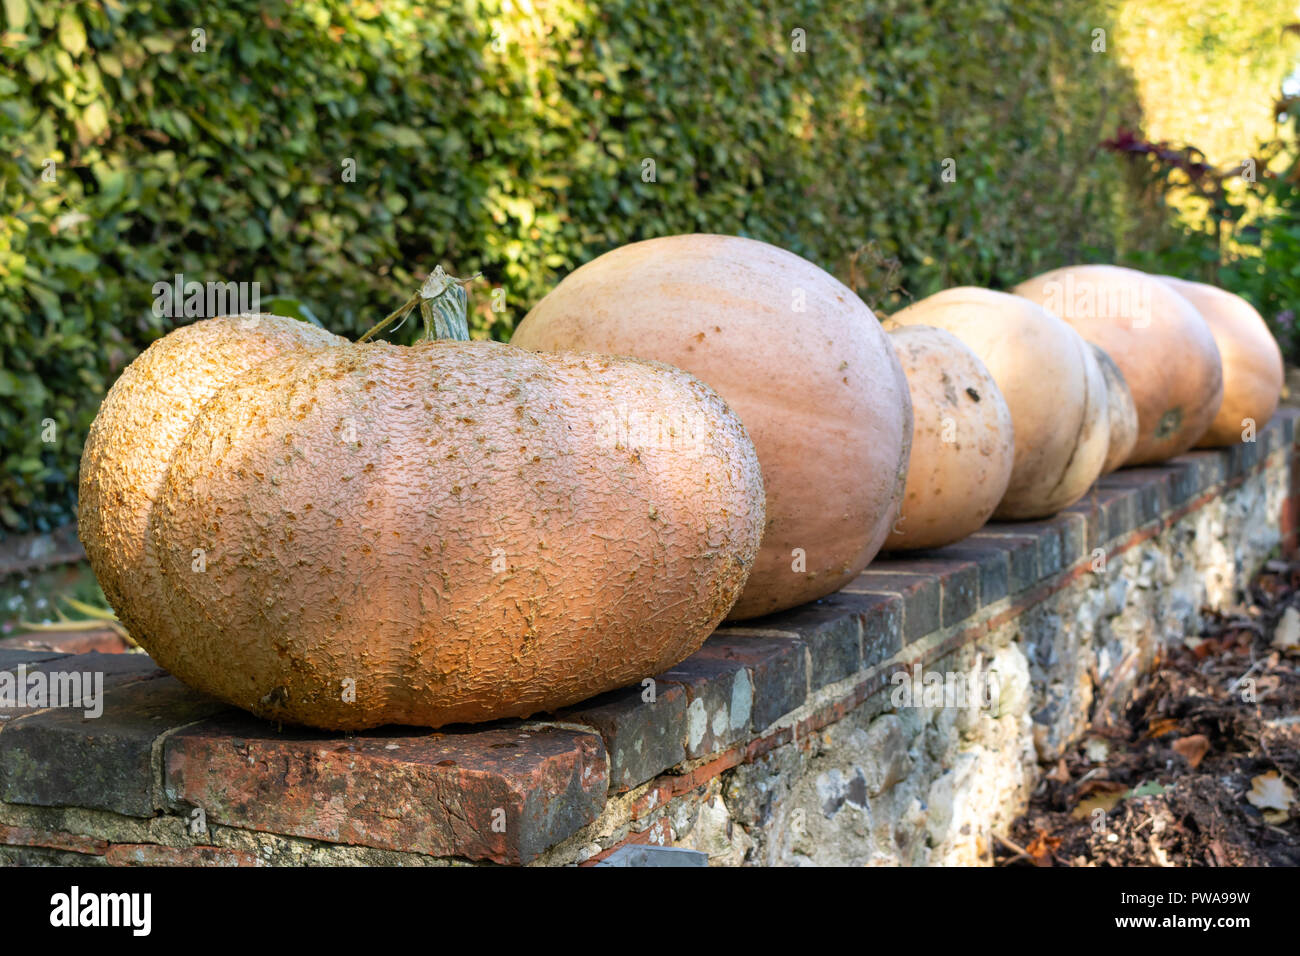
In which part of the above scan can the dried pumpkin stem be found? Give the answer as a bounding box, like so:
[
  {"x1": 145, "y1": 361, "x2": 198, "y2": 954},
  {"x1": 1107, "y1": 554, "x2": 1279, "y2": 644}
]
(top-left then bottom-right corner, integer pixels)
[{"x1": 357, "y1": 266, "x2": 475, "y2": 343}]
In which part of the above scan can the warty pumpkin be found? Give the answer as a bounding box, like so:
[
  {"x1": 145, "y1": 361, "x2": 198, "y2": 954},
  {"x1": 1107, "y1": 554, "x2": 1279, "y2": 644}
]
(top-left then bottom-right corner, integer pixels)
[
  {"x1": 882, "y1": 325, "x2": 1014, "y2": 550},
  {"x1": 510, "y1": 234, "x2": 913, "y2": 620},
  {"x1": 1090, "y1": 343, "x2": 1139, "y2": 474},
  {"x1": 1160, "y1": 277, "x2": 1283, "y2": 448},
  {"x1": 889, "y1": 287, "x2": 1109, "y2": 519},
  {"x1": 1013, "y1": 265, "x2": 1223, "y2": 465},
  {"x1": 78, "y1": 271, "x2": 765, "y2": 730}
]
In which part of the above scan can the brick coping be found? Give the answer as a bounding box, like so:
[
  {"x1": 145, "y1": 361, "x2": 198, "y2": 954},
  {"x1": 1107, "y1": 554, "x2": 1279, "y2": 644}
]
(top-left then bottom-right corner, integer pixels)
[{"x1": 1, "y1": 411, "x2": 1295, "y2": 865}]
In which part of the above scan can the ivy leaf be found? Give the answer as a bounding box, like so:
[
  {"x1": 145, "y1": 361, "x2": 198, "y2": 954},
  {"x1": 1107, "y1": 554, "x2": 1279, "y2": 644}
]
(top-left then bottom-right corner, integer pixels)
[
  {"x1": 3, "y1": 0, "x2": 28, "y2": 30},
  {"x1": 57, "y1": 9, "x2": 86, "y2": 56}
]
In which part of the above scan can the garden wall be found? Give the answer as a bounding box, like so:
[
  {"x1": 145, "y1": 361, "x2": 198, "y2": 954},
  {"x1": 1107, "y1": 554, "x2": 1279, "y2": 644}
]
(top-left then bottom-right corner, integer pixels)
[{"x1": 0, "y1": 410, "x2": 1295, "y2": 866}]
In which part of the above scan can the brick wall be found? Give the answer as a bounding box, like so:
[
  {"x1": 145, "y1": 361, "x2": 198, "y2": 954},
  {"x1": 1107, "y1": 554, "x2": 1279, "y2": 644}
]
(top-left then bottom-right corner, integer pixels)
[{"x1": 1, "y1": 410, "x2": 1295, "y2": 866}]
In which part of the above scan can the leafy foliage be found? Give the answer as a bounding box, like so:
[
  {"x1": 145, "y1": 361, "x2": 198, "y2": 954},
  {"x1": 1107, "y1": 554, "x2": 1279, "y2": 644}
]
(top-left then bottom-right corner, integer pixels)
[{"x1": 0, "y1": 0, "x2": 1287, "y2": 533}]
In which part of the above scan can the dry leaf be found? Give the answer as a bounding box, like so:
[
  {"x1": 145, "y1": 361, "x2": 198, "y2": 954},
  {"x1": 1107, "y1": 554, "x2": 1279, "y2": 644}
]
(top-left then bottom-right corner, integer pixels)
[
  {"x1": 1172, "y1": 734, "x2": 1210, "y2": 769},
  {"x1": 1246, "y1": 771, "x2": 1295, "y2": 824},
  {"x1": 1083, "y1": 737, "x2": 1110, "y2": 762},
  {"x1": 1072, "y1": 790, "x2": 1124, "y2": 819},
  {"x1": 1024, "y1": 830, "x2": 1060, "y2": 866},
  {"x1": 1047, "y1": 759, "x2": 1070, "y2": 784},
  {"x1": 1146, "y1": 717, "x2": 1181, "y2": 739}
]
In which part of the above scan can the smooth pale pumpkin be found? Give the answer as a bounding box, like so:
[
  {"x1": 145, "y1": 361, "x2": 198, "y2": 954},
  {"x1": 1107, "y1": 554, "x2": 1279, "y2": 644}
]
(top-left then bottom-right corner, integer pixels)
[
  {"x1": 1160, "y1": 277, "x2": 1283, "y2": 448},
  {"x1": 1090, "y1": 343, "x2": 1139, "y2": 474},
  {"x1": 883, "y1": 325, "x2": 1014, "y2": 550},
  {"x1": 1013, "y1": 265, "x2": 1223, "y2": 465},
  {"x1": 889, "y1": 288, "x2": 1109, "y2": 519},
  {"x1": 511, "y1": 234, "x2": 913, "y2": 620},
  {"x1": 79, "y1": 278, "x2": 765, "y2": 730}
]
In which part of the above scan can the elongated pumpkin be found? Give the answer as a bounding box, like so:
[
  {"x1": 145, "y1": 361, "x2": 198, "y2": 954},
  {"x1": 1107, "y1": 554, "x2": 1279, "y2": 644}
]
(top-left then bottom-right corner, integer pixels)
[
  {"x1": 1090, "y1": 343, "x2": 1139, "y2": 474},
  {"x1": 1013, "y1": 265, "x2": 1223, "y2": 465},
  {"x1": 79, "y1": 273, "x2": 765, "y2": 730},
  {"x1": 1160, "y1": 277, "x2": 1283, "y2": 448},
  {"x1": 889, "y1": 288, "x2": 1109, "y2": 519},
  {"x1": 511, "y1": 234, "x2": 913, "y2": 620},
  {"x1": 883, "y1": 325, "x2": 1015, "y2": 550}
]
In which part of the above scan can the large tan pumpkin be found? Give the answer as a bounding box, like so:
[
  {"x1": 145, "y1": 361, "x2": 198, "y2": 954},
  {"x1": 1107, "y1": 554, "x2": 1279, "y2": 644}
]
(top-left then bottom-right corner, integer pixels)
[
  {"x1": 511, "y1": 234, "x2": 912, "y2": 620},
  {"x1": 79, "y1": 278, "x2": 765, "y2": 730},
  {"x1": 78, "y1": 315, "x2": 348, "y2": 652},
  {"x1": 883, "y1": 325, "x2": 1015, "y2": 550},
  {"x1": 1090, "y1": 343, "x2": 1139, "y2": 474},
  {"x1": 1160, "y1": 277, "x2": 1283, "y2": 448},
  {"x1": 889, "y1": 287, "x2": 1109, "y2": 519},
  {"x1": 1013, "y1": 265, "x2": 1223, "y2": 465}
]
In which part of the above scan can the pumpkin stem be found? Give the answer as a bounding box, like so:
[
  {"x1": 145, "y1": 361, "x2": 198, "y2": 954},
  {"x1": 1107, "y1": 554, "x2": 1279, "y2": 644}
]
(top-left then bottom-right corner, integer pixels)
[{"x1": 357, "y1": 266, "x2": 475, "y2": 343}]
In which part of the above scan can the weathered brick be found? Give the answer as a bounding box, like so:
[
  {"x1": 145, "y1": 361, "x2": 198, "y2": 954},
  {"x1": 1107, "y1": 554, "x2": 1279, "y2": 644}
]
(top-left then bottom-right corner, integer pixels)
[
  {"x1": 869, "y1": 558, "x2": 977, "y2": 629},
  {"x1": 0, "y1": 651, "x2": 164, "y2": 724},
  {"x1": 1165, "y1": 458, "x2": 1199, "y2": 506},
  {"x1": 1172, "y1": 449, "x2": 1227, "y2": 492},
  {"x1": 826, "y1": 590, "x2": 904, "y2": 668},
  {"x1": 1095, "y1": 485, "x2": 1140, "y2": 542},
  {"x1": 969, "y1": 530, "x2": 1044, "y2": 591},
  {"x1": 560, "y1": 681, "x2": 687, "y2": 791},
  {"x1": 0, "y1": 628, "x2": 130, "y2": 656},
  {"x1": 105, "y1": 843, "x2": 262, "y2": 867},
  {"x1": 919, "y1": 545, "x2": 1011, "y2": 607},
  {"x1": 748, "y1": 600, "x2": 862, "y2": 689},
  {"x1": 656, "y1": 655, "x2": 752, "y2": 758},
  {"x1": 0, "y1": 649, "x2": 64, "y2": 669},
  {"x1": 694, "y1": 632, "x2": 807, "y2": 730},
  {"x1": 166, "y1": 717, "x2": 607, "y2": 864},
  {"x1": 1, "y1": 675, "x2": 228, "y2": 817},
  {"x1": 0, "y1": 822, "x2": 107, "y2": 857},
  {"x1": 1099, "y1": 470, "x2": 1169, "y2": 526},
  {"x1": 845, "y1": 570, "x2": 940, "y2": 642}
]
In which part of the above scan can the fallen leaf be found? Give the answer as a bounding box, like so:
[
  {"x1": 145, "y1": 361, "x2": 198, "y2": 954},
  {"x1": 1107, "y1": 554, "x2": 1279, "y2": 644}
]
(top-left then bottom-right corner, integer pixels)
[
  {"x1": 1046, "y1": 759, "x2": 1070, "y2": 784},
  {"x1": 1127, "y1": 780, "x2": 1167, "y2": 799},
  {"x1": 1072, "y1": 791, "x2": 1124, "y2": 819},
  {"x1": 1172, "y1": 734, "x2": 1210, "y2": 769},
  {"x1": 1146, "y1": 717, "x2": 1181, "y2": 739},
  {"x1": 1024, "y1": 830, "x2": 1060, "y2": 866},
  {"x1": 1246, "y1": 771, "x2": 1295, "y2": 824},
  {"x1": 1272, "y1": 606, "x2": 1300, "y2": 651},
  {"x1": 1083, "y1": 737, "x2": 1109, "y2": 762}
]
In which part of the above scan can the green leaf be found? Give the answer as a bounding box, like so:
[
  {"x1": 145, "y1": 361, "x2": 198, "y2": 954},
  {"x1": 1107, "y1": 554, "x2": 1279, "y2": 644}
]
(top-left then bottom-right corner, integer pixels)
[
  {"x1": 58, "y1": 9, "x2": 86, "y2": 56},
  {"x1": 3, "y1": 0, "x2": 28, "y2": 31}
]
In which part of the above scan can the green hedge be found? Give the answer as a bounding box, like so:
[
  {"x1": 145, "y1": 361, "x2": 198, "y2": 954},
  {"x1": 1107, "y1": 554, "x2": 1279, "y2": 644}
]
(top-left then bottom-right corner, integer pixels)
[{"x1": 0, "y1": 0, "x2": 1286, "y2": 534}]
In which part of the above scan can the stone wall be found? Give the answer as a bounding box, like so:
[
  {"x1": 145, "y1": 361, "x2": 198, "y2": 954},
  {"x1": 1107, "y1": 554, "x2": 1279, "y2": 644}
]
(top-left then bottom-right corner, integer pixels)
[{"x1": 1, "y1": 411, "x2": 1295, "y2": 866}]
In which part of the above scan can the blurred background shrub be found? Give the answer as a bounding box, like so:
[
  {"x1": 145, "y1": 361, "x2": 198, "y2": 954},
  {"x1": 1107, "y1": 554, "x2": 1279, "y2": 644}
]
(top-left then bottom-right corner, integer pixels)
[{"x1": 0, "y1": 0, "x2": 1295, "y2": 535}]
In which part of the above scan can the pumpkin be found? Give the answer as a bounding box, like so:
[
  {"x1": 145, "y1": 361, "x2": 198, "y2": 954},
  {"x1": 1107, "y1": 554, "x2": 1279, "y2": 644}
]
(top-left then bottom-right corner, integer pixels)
[
  {"x1": 1013, "y1": 265, "x2": 1223, "y2": 465},
  {"x1": 1090, "y1": 343, "x2": 1139, "y2": 474},
  {"x1": 510, "y1": 234, "x2": 913, "y2": 620},
  {"x1": 882, "y1": 324, "x2": 1015, "y2": 550},
  {"x1": 79, "y1": 272, "x2": 765, "y2": 730},
  {"x1": 1160, "y1": 277, "x2": 1283, "y2": 448},
  {"x1": 889, "y1": 287, "x2": 1109, "y2": 519}
]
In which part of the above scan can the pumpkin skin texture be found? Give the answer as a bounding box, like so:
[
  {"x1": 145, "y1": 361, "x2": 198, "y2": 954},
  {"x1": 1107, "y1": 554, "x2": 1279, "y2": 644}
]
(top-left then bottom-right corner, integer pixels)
[
  {"x1": 511, "y1": 234, "x2": 913, "y2": 620},
  {"x1": 890, "y1": 288, "x2": 1109, "y2": 519},
  {"x1": 78, "y1": 315, "x2": 348, "y2": 652},
  {"x1": 1160, "y1": 277, "x2": 1283, "y2": 448},
  {"x1": 883, "y1": 325, "x2": 1014, "y2": 550},
  {"x1": 1090, "y1": 343, "x2": 1139, "y2": 474},
  {"x1": 1013, "y1": 265, "x2": 1223, "y2": 465},
  {"x1": 142, "y1": 341, "x2": 764, "y2": 730}
]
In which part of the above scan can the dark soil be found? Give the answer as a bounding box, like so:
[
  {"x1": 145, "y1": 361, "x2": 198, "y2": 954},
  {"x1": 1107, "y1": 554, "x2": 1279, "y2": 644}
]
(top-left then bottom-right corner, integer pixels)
[{"x1": 997, "y1": 559, "x2": 1300, "y2": 866}]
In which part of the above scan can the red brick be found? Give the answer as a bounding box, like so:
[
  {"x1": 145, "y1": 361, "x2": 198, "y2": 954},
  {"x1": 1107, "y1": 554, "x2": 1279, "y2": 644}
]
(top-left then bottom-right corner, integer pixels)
[
  {"x1": 165, "y1": 717, "x2": 607, "y2": 864},
  {"x1": 0, "y1": 629, "x2": 131, "y2": 655},
  {"x1": 0, "y1": 822, "x2": 107, "y2": 857},
  {"x1": 105, "y1": 844, "x2": 262, "y2": 867}
]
